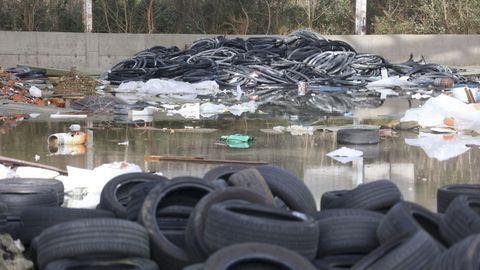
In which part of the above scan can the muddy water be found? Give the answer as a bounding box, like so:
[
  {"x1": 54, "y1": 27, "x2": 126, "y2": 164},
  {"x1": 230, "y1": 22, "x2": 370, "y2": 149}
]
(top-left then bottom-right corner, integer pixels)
[{"x1": 1, "y1": 111, "x2": 479, "y2": 212}]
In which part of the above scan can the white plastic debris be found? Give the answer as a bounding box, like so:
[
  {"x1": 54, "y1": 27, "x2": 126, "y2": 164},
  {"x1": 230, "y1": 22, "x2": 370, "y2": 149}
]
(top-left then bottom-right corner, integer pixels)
[
  {"x1": 228, "y1": 101, "x2": 257, "y2": 116},
  {"x1": 200, "y1": 103, "x2": 227, "y2": 117},
  {"x1": 130, "y1": 106, "x2": 157, "y2": 116},
  {"x1": 286, "y1": 125, "x2": 315, "y2": 136},
  {"x1": 374, "y1": 88, "x2": 399, "y2": 100},
  {"x1": 327, "y1": 147, "x2": 363, "y2": 164},
  {"x1": 50, "y1": 113, "x2": 88, "y2": 119},
  {"x1": 59, "y1": 162, "x2": 142, "y2": 208},
  {"x1": 69, "y1": 124, "x2": 81, "y2": 131},
  {"x1": 34, "y1": 154, "x2": 40, "y2": 161},
  {"x1": 411, "y1": 93, "x2": 432, "y2": 100},
  {"x1": 405, "y1": 133, "x2": 480, "y2": 161},
  {"x1": 169, "y1": 103, "x2": 201, "y2": 119},
  {"x1": 452, "y1": 86, "x2": 478, "y2": 103},
  {"x1": 29, "y1": 85, "x2": 42, "y2": 98},
  {"x1": 117, "y1": 81, "x2": 144, "y2": 92},
  {"x1": 15, "y1": 166, "x2": 60, "y2": 179},
  {"x1": 401, "y1": 94, "x2": 480, "y2": 131},
  {"x1": 235, "y1": 85, "x2": 244, "y2": 101},
  {"x1": 192, "y1": 80, "x2": 219, "y2": 96},
  {"x1": 29, "y1": 113, "x2": 40, "y2": 118},
  {"x1": 367, "y1": 76, "x2": 414, "y2": 89},
  {"x1": 0, "y1": 164, "x2": 16, "y2": 179},
  {"x1": 118, "y1": 141, "x2": 129, "y2": 146}
]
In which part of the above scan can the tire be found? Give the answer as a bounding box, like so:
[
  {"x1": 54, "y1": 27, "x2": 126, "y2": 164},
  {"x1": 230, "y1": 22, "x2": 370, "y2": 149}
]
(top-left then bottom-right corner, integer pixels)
[
  {"x1": 440, "y1": 195, "x2": 480, "y2": 245},
  {"x1": 437, "y1": 184, "x2": 480, "y2": 213},
  {"x1": 0, "y1": 213, "x2": 21, "y2": 238},
  {"x1": 157, "y1": 205, "x2": 192, "y2": 230},
  {"x1": 351, "y1": 230, "x2": 444, "y2": 270},
  {"x1": 256, "y1": 165, "x2": 317, "y2": 213},
  {"x1": 336, "y1": 128, "x2": 379, "y2": 145},
  {"x1": 228, "y1": 168, "x2": 274, "y2": 202},
  {"x1": 322, "y1": 180, "x2": 402, "y2": 212},
  {"x1": 377, "y1": 201, "x2": 447, "y2": 246},
  {"x1": 139, "y1": 178, "x2": 215, "y2": 269},
  {"x1": 185, "y1": 187, "x2": 272, "y2": 263},
  {"x1": 203, "y1": 165, "x2": 250, "y2": 181},
  {"x1": 312, "y1": 209, "x2": 383, "y2": 256},
  {"x1": 0, "y1": 192, "x2": 59, "y2": 215},
  {"x1": 203, "y1": 202, "x2": 319, "y2": 260},
  {"x1": 313, "y1": 254, "x2": 364, "y2": 270},
  {"x1": 98, "y1": 173, "x2": 167, "y2": 218},
  {"x1": 0, "y1": 178, "x2": 64, "y2": 205},
  {"x1": 17, "y1": 207, "x2": 115, "y2": 245},
  {"x1": 203, "y1": 243, "x2": 317, "y2": 270},
  {"x1": 183, "y1": 263, "x2": 204, "y2": 270},
  {"x1": 320, "y1": 190, "x2": 348, "y2": 210},
  {"x1": 44, "y1": 257, "x2": 159, "y2": 270},
  {"x1": 428, "y1": 234, "x2": 480, "y2": 270},
  {"x1": 126, "y1": 181, "x2": 162, "y2": 221},
  {"x1": 34, "y1": 218, "x2": 150, "y2": 269}
]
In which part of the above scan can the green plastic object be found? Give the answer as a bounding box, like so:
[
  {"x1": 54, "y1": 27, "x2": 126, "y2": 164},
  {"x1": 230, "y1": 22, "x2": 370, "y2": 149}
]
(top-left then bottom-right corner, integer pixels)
[{"x1": 220, "y1": 134, "x2": 253, "y2": 149}]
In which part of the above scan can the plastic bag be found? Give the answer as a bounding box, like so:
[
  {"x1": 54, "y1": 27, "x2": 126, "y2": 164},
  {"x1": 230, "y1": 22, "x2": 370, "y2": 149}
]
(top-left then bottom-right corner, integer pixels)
[{"x1": 401, "y1": 94, "x2": 480, "y2": 131}]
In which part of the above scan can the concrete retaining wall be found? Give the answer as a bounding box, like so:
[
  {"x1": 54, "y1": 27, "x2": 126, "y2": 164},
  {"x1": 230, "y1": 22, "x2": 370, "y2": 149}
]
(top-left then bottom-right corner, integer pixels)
[{"x1": 1, "y1": 31, "x2": 479, "y2": 73}]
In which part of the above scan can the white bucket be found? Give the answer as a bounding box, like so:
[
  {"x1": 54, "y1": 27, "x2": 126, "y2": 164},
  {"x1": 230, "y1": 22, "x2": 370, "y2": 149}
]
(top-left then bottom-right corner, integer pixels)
[{"x1": 48, "y1": 132, "x2": 87, "y2": 145}]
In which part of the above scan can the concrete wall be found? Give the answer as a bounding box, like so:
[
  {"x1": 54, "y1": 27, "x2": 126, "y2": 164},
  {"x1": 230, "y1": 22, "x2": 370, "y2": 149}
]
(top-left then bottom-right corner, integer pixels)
[{"x1": 1, "y1": 31, "x2": 479, "y2": 73}]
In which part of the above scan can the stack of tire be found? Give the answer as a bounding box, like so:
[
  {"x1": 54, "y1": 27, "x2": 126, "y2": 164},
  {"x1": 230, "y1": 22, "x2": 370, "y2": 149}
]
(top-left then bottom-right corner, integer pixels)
[{"x1": 2, "y1": 167, "x2": 480, "y2": 269}]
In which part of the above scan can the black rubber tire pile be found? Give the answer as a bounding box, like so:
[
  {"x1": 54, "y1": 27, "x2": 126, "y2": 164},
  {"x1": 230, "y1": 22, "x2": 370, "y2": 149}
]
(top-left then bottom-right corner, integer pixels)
[
  {"x1": 2, "y1": 168, "x2": 480, "y2": 269},
  {"x1": 106, "y1": 30, "x2": 465, "y2": 90}
]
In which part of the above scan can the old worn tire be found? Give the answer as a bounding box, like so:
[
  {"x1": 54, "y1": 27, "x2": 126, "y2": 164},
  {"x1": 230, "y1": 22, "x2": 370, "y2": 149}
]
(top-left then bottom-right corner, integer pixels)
[
  {"x1": 126, "y1": 181, "x2": 163, "y2": 221},
  {"x1": 98, "y1": 172, "x2": 167, "y2": 218},
  {"x1": 351, "y1": 230, "x2": 444, "y2": 270},
  {"x1": 313, "y1": 209, "x2": 383, "y2": 256},
  {"x1": 377, "y1": 201, "x2": 447, "y2": 246},
  {"x1": 185, "y1": 187, "x2": 272, "y2": 263},
  {"x1": 44, "y1": 257, "x2": 159, "y2": 270},
  {"x1": 429, "y1": 234, "x2": 480, "y2": 270},
  {"x1": 17, "y1": 207, "x2": 115, "y2": 245},
  {"x1": 322, "y1": 180, "x2": 402, "y2": 212},
  {"x1": 256, "y1": 165, "x2": 317, "y2": 213},
  {"x1": 336, "y1": 128, "x2": 379, "y2": 145},
  {"x1": 183, "y1": 263, "x2": 204, "y2": 270},
  {"x1": 203, "y1": 243, "x2": 317, "y2": 270},
  {"x1": 0, "y1": 178, "x2": 64, "y2": 205},
  {"x1": 440, "y1": 195, "x2": 480, "y2": 245},
  {"x1": 320, "y1": 190, "x2": 348, "y2": 210},
  {"x1": 203, "y1": 202, "x2": 319, "y2": 260},
  {"x1": 203, "y1": 165, "x2": 250, "y2": 182},
  {"x1": 228, "y1": 168, "x2": 274, "y2": 202},
  {"x1": 437, "y1": 184, "x2": 480, "y2": 213},
  {"x1": 0, "y1": 192, "x2": 59, "y2": 215},
  {"x1": 34, "y1": 218, "x2": 150, "y2": 269},
  {"x1": 139, "y1": 178, "x2": 215, "y2": 269},
  {"x1": 313, "y1": 254, "x2": 364, "y2": 270}
]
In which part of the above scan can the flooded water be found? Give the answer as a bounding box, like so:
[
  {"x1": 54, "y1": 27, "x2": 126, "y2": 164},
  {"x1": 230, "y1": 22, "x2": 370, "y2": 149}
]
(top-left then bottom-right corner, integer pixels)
[{"x1": 1, "y1": 99, "x2": 479, "y2": 211}]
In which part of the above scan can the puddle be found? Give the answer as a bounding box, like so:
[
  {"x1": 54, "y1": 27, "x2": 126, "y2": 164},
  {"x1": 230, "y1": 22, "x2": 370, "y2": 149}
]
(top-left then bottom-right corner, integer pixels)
[{"x1": 1, "y1": 109, "x2": 479, "y2": 212}]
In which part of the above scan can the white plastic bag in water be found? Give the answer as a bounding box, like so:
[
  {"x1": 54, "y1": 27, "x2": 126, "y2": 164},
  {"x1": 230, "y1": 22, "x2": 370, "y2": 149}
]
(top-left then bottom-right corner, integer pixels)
[
  {"x1": 200, "y1": 103, "x2": 226, "y2": 117},
  {"x1": 401, "y1": 94, "x2": 480, "y2": 131}
]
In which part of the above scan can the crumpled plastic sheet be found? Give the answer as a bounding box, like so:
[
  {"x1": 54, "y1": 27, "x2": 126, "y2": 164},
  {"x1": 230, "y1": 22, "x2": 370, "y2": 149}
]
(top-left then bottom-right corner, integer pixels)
[{"x1": 401, "y1": 94, "x2": 480, "y2": 131}]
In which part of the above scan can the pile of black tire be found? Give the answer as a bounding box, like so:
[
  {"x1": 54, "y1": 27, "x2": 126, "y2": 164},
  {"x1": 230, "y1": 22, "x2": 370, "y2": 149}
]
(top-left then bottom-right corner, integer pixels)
[
  {"x1": 106, "y1": 30, "x2": 465, "y2": 89},
  {"x1": 1, "y1": 166, "x2": 480, "y2": 269}
]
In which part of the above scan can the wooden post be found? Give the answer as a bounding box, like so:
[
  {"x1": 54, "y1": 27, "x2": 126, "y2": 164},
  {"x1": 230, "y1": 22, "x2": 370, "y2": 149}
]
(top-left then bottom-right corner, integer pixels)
[
  {"x1": 83, "y1": 0, "x2": 93, "y2": 33},
  {"x1": 355, "y1": 0, "x2": 367, "y2": 35}
]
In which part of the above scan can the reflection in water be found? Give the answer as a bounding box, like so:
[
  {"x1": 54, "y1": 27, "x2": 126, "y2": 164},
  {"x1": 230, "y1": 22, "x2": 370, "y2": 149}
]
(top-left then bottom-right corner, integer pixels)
[
  {"x1": 48, "y1": 144, "x2": 86, "y2": 156},
  {"x1": 0, "y1": 120, "x2": 479, "y2": 211}
]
